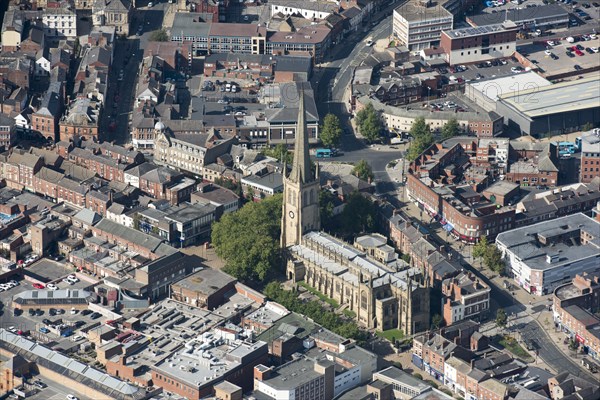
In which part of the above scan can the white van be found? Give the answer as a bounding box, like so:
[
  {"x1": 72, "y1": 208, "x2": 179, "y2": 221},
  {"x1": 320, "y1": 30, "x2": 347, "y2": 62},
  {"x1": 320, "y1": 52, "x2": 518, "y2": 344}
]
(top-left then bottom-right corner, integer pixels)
[{"x1": 225, "y1": 83, "x2": 232, "y2": 92}]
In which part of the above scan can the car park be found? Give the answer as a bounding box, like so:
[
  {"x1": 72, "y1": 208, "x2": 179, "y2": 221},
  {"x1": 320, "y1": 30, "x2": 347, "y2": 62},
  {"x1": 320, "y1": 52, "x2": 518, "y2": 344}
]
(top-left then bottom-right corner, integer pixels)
[
  {"x1": 566, "y1": 51, "x2": 575, "y2": 57},
  {"x1": 586, "y1": 47, "x2": 594, "y2": 54},
  {"x1": 33, "y1": 381, "x2": 47, "y2": 389},
  {"x1": 63, "y1": 278, "x2": 74, "y2": 285},
  {"x1": 73, "y1": 320, "x2": 86, "y2": 328},
  {"x1": 575, "y1": 50, "x2": 584, "y2": 56},
  {"x1": 47, "y1": 283, "x2": 58, "y2": 290},
  {"x1": 511, "y1": 66, "x2": 524, "y2": 73},
  {"x1": 550, "y1": 53, "x2": 559, "y2": 60},
  {"x1": 544, "y1": 50, "x2": 552, "y2": 56},
  {"x1": 39, "y1": 327, "x2": 49, "y2": 334},
  {"x1": 33, "y1": 283, "x2": 45, "y2": 289}
]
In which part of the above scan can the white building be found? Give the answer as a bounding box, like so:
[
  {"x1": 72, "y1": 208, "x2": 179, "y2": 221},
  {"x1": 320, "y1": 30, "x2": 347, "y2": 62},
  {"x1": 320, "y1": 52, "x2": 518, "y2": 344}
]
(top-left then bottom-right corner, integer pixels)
[
  {"x1": 42, "y1": 8, "x2": 77, "y2": 42},
  {"x1": 496, "y1": 213, "x2": 600, "y2": 296},
  {"x1": 270, "y1": 0, "x2": 338, "y2": 20},
  {"x1": 393, "y1": 0, "x2": 453, "y2": 51}
]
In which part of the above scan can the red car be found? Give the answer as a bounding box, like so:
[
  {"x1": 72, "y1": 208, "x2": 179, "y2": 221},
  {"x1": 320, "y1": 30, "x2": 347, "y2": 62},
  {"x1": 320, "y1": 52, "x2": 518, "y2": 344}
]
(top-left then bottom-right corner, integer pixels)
[
  {"x1": 575, "y1": 50, "x2": 584, "y2": 56},
  {"x1": 33, "y1": 283, "x2": 45, "y2": 289}
]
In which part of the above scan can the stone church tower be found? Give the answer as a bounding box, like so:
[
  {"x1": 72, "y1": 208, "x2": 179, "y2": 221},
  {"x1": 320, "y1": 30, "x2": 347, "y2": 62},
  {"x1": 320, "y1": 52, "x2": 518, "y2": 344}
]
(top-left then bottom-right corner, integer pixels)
[{"x1": 280, "y1": 89, "x2": 320, "y2": 248}]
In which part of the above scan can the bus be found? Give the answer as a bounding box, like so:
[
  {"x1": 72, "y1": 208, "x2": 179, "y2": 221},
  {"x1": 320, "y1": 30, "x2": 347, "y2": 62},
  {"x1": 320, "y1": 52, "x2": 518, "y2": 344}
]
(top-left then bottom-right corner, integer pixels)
[
  {"x1": 316, "y1": 148, "x2": 337, "y2": 158},
  {"x1": 558, "y1": 141, "x2": 577, "y2": 157}
]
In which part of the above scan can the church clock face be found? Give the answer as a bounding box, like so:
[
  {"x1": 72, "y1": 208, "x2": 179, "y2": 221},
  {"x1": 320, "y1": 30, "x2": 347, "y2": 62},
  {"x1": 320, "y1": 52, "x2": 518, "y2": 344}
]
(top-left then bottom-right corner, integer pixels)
[{"x1": 289, "y1": 211, "x2": 295, "y2": 219}]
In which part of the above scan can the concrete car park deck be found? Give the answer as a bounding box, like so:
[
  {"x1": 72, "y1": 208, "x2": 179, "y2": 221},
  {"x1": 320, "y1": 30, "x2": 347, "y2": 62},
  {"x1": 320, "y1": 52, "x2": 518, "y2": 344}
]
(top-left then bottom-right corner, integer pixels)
[{"x1": 521, "y1": 38, "x2": 600, "y2": 78}]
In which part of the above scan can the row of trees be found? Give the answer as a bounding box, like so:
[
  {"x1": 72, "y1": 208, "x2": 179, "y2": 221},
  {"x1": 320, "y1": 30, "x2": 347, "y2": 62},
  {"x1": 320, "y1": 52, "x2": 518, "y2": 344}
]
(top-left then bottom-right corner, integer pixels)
[
  {"x1": 473, "y1": 236, "x2": 506, "y2": 274},
  {"x1": 405, "y1": 117, "x2": 461, "y2": 161},
  {"x1": 264, "y1": 282, "x2": 367, "y2": 344}
]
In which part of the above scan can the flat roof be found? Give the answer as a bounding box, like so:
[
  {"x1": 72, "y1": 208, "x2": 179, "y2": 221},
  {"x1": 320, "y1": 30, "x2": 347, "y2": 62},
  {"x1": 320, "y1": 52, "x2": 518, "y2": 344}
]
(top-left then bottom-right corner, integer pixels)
[
  {"x1": 467, "y1": 72, "x2": 552, "y2": 102},
  {"x1": 496, "y1": 213, "x2": 600, "y2": 272},
  {"x1": 172, "y1": 268, "x2": 235, "y2": 295},
  {"x1": 498, "y1": 74, "x2": 600, "y2": 118},
  {"x1": 153, "y1": 340, "x2": 267, "y2": 388},
  {"x1": 445, "y1": 21, "x2": 517, "y2": 39},
  {"x1": 394, "y1": 1, "x2": 453, "y2": 22},
  {"x1": 468, "y1": 4, "x2": 568, "y2": 26}
]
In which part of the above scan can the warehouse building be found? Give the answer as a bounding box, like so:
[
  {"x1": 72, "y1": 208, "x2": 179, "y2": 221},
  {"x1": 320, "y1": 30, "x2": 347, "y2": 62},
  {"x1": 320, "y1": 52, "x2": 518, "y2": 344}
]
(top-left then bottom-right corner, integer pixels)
[
  {"x1": 466, "y1": 4, "x2": 569, "y2": 29},
  {"x1": 495, "y1": 74, "x2": 600, "y2": 137}
]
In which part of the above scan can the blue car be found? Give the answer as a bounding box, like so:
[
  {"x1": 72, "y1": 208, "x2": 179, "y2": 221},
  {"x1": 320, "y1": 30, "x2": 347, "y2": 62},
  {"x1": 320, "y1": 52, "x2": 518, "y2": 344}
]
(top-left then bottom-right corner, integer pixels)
[{"x1": 39, "y1": 327, "x2": 49, "y2": 334}]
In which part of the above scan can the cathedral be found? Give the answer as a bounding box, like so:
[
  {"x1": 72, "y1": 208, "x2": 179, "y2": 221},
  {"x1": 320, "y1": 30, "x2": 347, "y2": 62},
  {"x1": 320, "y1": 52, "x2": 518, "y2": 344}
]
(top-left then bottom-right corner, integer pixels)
[{"x1": 281, "y1": 89, "x2": 430, "y2": 335}]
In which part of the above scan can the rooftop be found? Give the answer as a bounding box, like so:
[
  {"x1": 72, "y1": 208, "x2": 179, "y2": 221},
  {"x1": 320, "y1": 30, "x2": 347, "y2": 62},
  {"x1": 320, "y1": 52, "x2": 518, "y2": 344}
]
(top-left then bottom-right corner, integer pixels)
[
  {"x1": 153, "y1": 340, "x2": 268, "y2": 388},
  {"x1": 172, "y1": 268, "x2": 236, "y2": 296},
  {"x1": 444, "y1": 21, "x2": 517, "y2": 39},
  {"x1": 496, "y1": 213, "x2": 600, "y2": 272},
  {"x1": 394, "y1": 0, "x2": 453, "y2": 22},
  {"x1": 498, "y1": 74, "x2": 600, "y2": 118}
]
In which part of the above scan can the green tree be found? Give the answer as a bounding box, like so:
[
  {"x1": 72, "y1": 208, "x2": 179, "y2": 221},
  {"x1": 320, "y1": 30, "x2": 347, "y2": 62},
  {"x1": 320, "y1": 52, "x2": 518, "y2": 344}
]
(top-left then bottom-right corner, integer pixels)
[
  {"x1": 150, "y1": 29, "x2": 169, "y2": 42},
  {"x1": 473, "y1": 235, "x2": 489, "y2": 261},
  {"x1": 441, "y1": 118, "x2": 460, "y2": 140},
  {"x1": 262, "y1": 143, "x2": 293, "y2": 165},
  {"x1": 356, "y1": 103, "x2": 382, "y2": 143},
  {"x1": 431, "y1": 314, "x2": 443, "y2": 330},
  {"x1": 319, "y1": 190, "x2": 336, "y2": 227},
  {"x1": 496, "y1": 309, "x2": 507, "y2": 328},
  {"x1": 133, "y1": 213, "x2": 141, "y2": 230},
  {"x1": 351, "y1": 160, "x2": 374, "y2": 182},
  {"x1": 406, "y1": 117, "x2": 433, "y2": 161},
  {"x1": 341, "y1": 192, "x2": 377, "y2": 235},
  {"x1": 320, "y1": 113, "x2": 342, "y2": 148},
  {"x1": 211, "y1": 194, "x2": 282, "y2": 283},
  {"x1": 410, "y1": 117, "x2": 430, "y2": 139},
  {"x1": 485, "y1": 246, "x2": 505, "y2": 274},
  {"x1": 582, "y1": 122, "x2": 594, "y2": 131}
]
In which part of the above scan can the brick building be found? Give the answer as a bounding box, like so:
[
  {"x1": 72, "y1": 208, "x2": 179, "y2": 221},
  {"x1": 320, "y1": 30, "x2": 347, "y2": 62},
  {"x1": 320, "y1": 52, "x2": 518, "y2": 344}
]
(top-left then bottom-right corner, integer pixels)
[
  {"x1": 439, "y1": 21, "x2": 518, "y2": 66},
  {"x1": 580, "y1": 128, "x2": 600, "y2": 184},
  {"x1": 59, "y1": 98, "x2": 100, "y2": 142},
  {"x1": 441, "y1": 272, "x2": 491, "y2": 326},
  {"x1": 170, "y1": 268, "x2": 236, "y2": 309}
]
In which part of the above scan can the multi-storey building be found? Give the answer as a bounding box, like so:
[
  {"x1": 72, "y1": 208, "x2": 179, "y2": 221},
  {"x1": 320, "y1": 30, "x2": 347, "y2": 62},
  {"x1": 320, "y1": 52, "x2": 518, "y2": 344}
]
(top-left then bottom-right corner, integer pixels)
[
  {"x1": 266, "y1": 25, "x2": 332, "y2": 62},
  {"x1": 270, "y1": 0, "x2": 339, "y2": 20},
  {"x1": 406, "y1": 143, "x2": 515, "y2": 242},
  {"x1": 393, "y1": 0, "x2": 453, "y2": 51},
  {"x1": 580, "y1": 128, "x2": 600, "y2": 184},
  {"x1": 32, "y1": 81, "x2": 63, "y2": 142},
  {"x1": 59, "y1": 98, "x2": 101, "y2": 143},
  {"x1": 153, "y1": 121, "x2": 236, "y2": 177},
  {"x1": 171, "y1": 14, "x2": 267, "y2": 55},
  {"x1": 497, "y1": 213, "x2": 600, "y2": 296},
  {"x1": 42, "y1": 8, "x2": 77, "y2": 43},
  {"x1": 441, "y1": 272, "x2": 491, "y2": 326},
  {"x1": 439, "y1": 21, "x2": 518, "y2": 65},
  {"x1": 92, "y1": 0, "x2": 130, "y2": 36}
]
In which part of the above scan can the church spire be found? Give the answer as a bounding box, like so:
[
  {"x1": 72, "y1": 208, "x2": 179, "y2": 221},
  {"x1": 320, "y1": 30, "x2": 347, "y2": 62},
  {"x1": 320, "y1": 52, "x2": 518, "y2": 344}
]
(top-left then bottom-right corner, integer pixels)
[{"x1": 289, "y1": 87, "x2": 312, "y2": 184}]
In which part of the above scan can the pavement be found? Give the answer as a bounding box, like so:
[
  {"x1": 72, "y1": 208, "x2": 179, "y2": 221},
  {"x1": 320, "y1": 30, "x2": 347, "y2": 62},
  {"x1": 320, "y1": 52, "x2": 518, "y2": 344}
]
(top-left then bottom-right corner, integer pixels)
[{"x1": 389, "y1": 180, "x2": 600, "y2": 382}]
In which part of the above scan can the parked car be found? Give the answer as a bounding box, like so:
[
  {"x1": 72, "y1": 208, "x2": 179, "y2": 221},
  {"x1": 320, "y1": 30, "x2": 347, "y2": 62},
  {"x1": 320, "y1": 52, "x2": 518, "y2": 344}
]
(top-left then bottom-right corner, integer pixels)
[
  {"x1": 47, "y1": 283, "x2": 58, "y2": 290},
  {"x1": 574, "y1": 64, "x2": 583, "y2": 70},
  {"x1": 28, "y1": 309, "x2": 35, "y2": 316},
  {"x1": 42, "y1": 318, "x2": 52, "y2": 326},
  {"x1": 90, "y1": 312, "x2": 101, "y2": 319},
  {"x1": 63, "y1": 278, "x2": 74, "y2": 285},
  {"x1": 33, "y1": 283, "x2": 45, "y2": 289},
  {"x1": 33, "y1": 381, "x2": 47, "y2": 389},
  {"x1": 49, "y1": 308, "x2": 56, "y2": 316},
  {"x1": 81, "y1": 309, "x2": 92, "y2": 316},
  {"x1": 39, "y1": 327, "x2": 50, "y2": 334},
  {"x1": 35, "y1": 309, "x2": 43, "y2": 316}
]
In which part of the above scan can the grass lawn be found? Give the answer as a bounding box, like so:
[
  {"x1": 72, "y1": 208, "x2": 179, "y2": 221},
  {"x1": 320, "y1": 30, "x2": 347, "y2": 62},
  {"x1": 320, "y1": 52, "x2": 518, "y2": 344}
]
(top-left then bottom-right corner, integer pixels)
[
  {"x1": 343, "y1": 309, "x2": 356, "y2": 319},
  {"x1": 498, "y1": 336, "x2": 533, "y2": 362},
  {"x1": 299, "y1": 282, "x2": 339, "y2": 308},
  {"x1": 376, "y1": 328, "x2": 404, "y2": 343}
]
